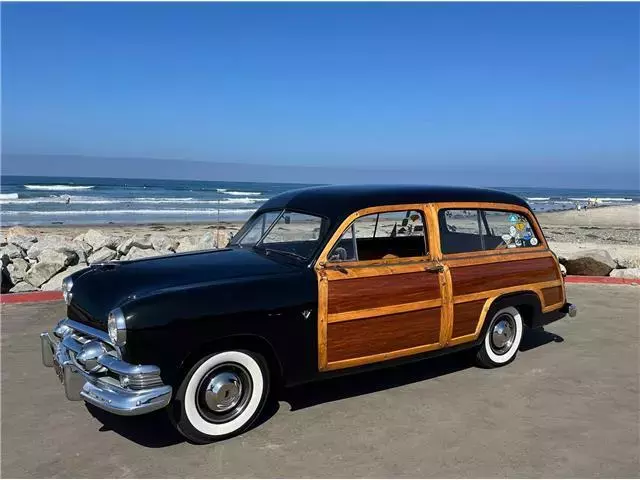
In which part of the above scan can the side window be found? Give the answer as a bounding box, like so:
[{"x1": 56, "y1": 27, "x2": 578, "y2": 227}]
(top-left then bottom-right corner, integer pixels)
[
  {"x1": 482, "y1": 210, "x2": 539, "y2": 249},
  {"x1": 328, "y1": 210, "x2": 428, "y2": 262},
  {"x1": 439, "y1": 208, "x2": 540, "y2": 255},
  {"x1": 439, "y1": 209, "x2": 483, "y2": 254}
]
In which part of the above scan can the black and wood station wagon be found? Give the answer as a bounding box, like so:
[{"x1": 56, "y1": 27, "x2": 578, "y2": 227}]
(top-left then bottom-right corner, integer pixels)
[{"x1": 41, "y1": 185, "x2": 576, "y2": 443}]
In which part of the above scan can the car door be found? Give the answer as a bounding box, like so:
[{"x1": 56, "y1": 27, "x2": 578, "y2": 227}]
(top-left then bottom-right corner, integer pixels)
[
  {"x1": 314, "y1": 204, "x2": 449, "y2": 372},
  {"x1": 434, "y1": 203, "x2": 564, "y2": 347}
]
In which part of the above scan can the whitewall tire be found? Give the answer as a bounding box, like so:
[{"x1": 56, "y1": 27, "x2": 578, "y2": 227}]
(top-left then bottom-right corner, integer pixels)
[
  {"x1": 170, "y1": 350, "x2": 270, "y2": 443},
  {"x1": 476, "y1": 306, "x2": 523, "y2": 368}
]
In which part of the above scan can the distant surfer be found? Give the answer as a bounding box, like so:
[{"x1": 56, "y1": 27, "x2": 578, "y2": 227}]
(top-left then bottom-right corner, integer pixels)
[{"x1": 63, "y1": 195, "x2": 71, "y2": 205}]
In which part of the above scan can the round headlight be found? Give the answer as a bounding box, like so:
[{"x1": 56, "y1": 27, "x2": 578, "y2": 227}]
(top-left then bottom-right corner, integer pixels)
[
  {"x1": 61, "y1": 276, "x2": 73, "y2": 305},
  {"x1": 107, "y1": 308, "x2": 127, "y2": 346}
]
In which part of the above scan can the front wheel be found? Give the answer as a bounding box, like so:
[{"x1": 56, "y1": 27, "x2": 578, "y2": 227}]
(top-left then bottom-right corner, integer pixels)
[
  {"x1": 476, "y1": 306, "x2": 523, "y2": 368},
  {"x1": 170, "y1": 350, "x2": 270, "y2": 443}
]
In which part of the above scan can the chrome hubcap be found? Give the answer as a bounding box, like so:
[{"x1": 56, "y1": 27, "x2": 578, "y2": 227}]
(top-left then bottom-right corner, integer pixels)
[
  {"x1": 491, "y1": 316, "x2": 515, "y2": 354},
  {"x1": 204, "y1": 372, "x2": 243, "y2": 413}
]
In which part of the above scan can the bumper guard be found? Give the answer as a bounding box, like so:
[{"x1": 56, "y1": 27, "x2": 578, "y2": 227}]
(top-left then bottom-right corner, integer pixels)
[{"x1": 41, "y1": 321, "x2": 172, "y2": 416}]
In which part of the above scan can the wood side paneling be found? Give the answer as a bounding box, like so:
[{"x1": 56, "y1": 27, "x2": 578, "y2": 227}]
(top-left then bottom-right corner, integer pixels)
[
  {"x1": 327, "y1": 271, "x2": 440, "y2": 314},
  {"x1": 541, "y1": 286, "x2": 564, "y2": 306},
  {"x1": 451, "y1": 299, "x2": 486, "y2": 338},
  {"x1": 450, "y1": 257, "x2": 558, "y2": 296},
  {"x1": 327, "y1": 308, "x2": 441, "y2": 363}
]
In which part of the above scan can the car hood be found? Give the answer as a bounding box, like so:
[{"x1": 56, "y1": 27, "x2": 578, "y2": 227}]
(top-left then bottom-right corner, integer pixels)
[{"x1": 68, "y1": 247, "x2": 300, "y2": 328}]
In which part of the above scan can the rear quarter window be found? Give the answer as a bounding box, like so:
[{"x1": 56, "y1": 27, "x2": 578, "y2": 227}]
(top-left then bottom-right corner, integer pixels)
[{"x1": 439, "y1": 208, "x2": 541, "y2": 255}]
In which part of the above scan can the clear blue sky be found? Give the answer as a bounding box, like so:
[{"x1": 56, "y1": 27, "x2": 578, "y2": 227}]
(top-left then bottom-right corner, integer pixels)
[{"x1": 2, "y1": 2, "x2": 639, "y2": 188}]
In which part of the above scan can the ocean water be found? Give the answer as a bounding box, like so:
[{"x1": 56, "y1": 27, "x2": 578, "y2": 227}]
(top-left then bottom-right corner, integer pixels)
[{"x1": 1, "y1": 175, "x2": 638, "y2": 226}]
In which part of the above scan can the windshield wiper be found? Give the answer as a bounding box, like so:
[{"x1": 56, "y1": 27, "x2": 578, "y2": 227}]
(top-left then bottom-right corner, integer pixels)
[{"x1": 254, "y1": 245, "x2": 307, "y2": 262}]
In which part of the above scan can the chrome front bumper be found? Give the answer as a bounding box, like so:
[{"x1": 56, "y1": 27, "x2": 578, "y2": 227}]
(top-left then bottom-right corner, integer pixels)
[{"x1": 41, "y1": 320, "x2": 172, "y2": 416}]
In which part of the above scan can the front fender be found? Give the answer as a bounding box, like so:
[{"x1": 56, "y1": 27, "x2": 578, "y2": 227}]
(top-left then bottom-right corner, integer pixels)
[{"x1": 120, "y1": 271, "x2": 318, "y2": 386}]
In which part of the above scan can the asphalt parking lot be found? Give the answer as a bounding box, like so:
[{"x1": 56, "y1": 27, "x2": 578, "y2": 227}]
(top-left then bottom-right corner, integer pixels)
[{"x1": 1, "y1": 284, "x2": 638, "y2": 478}]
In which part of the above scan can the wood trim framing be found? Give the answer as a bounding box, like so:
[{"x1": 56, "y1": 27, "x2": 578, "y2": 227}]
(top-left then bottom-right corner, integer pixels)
[
  {"x1": 453, "y1": 279, "x2": 562, "y2": 305},
  {"x1": 315, "y1": 199, "x2": 566, "y2": 373},
  {"x1": 327, "y1": 298, "x2": 442, "y2": 323},
  {"x1": 324, "y1": 340, "x2": 442, "y2": 371},
  {"x1": 439, "y1": 265, "x2": 453, "y2": 346},
  {"x1": 317, "y1": 269, "x2": 329, "y2": 371}
]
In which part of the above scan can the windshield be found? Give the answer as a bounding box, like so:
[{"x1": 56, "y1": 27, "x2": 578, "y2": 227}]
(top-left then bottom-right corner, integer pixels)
[{"x1": 230, "y1": 209, "x2": 328, "y2": 261}]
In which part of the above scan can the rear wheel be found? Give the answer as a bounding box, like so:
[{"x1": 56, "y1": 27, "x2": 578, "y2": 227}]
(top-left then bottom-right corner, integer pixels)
[
  {"x1": 170, "y1": 350, "x2": 270, "y2": 443},
  {"x1": 476, "y1": 306, "x2": 523, "y2": 368}
]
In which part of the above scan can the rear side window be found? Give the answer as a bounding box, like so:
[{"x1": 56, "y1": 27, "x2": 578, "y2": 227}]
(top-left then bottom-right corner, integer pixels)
[
  {"x1": 439, "y1": 209, "x2": 540, "y2": 255},
  {"x1": 482, "y1": 210, "x2": 539, "y2": 249}
]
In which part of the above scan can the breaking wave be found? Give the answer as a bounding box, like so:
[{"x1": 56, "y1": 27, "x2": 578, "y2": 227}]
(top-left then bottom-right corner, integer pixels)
[
  {"x1": 24, "y1": 184, "x2": 95, "y2": 191},
  {"x1": 216, "y1": 188, "x2": 262, "y2": 196}
]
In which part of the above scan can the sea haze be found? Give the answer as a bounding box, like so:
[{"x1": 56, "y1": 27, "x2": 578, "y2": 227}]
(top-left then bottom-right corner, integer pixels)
[{"x1": 1, "y1": 175, "x2": 638, "y2": 226}]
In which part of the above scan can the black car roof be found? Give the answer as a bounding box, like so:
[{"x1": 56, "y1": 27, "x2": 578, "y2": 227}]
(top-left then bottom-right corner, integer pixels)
[{"x1": 259, "y1": 184, "x2": 530, "y2": 222}]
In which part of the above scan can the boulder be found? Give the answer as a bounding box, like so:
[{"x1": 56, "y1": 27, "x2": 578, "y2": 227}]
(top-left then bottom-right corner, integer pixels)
[
  {"x1": 84, "y1": 229, "x2": 121, "y2": 251},
  {"x1": 7, "y1": 258, "x2": 29, "y2": 284},
  {"x1": 117, "y1": 234, "x2": 153, "y2": 255},
  {"x1": 176, "y1": 236, "x2": 200, "y2": 253},
  {"x1": 7, "y1": 234, "x2": 37, "y2": 251},
  {"x1": 0, "y1": 235, "x2": 7, "y2": 246},
  {"x1": 72, "y1": 233, "x2": 85, "y2": 243},
  {"x1": 88, "y1": 247, "x2": 117, "y2": 264},
  {"x1": 150, "y1": 233, "x2": 178, "y2": 252},
  {"x1": 199, "y1": 232, "x2": 216, "y2": 250},
  {"x1": 27, "y1": 235, "x2": 87, "y2": 265},
  {"x1": 560, "y1": 249, "x2": 617, "y2": 276},
  {"x1": 610, "y1": 268, "x2": 640, "y2": 280},
  {"x1": 39, "y1": 249, "x2": 78, "y2": 267},
  {"x1": 1, "y1": 243, "x2": 25, "y2": 260},
  {"x1": 40, "y1": 265, "x2": 89, "y2": 291},
  {"x1": 123, "y1": 246, "x2": 161, "y2": 261},
  {"x1": 25, "y1": 260, "x2": 65, "y2": 287},
  {"x1": 9, "y1": 281, "x2": 37, "y2": 293}
]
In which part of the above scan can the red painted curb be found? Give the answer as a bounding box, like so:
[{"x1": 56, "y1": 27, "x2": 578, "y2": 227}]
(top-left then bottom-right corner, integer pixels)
[
  {"x1": 1, "y1": 291, "x2": 63, "y2": 305},
  {"x1": 564, "y1": 275, "x2": 638, "y2": 285}
]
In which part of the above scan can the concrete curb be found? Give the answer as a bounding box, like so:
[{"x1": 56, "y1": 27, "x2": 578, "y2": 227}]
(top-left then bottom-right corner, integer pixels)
[{"x1": 1, "y1": 275, "x2": 637, "y2": 305}]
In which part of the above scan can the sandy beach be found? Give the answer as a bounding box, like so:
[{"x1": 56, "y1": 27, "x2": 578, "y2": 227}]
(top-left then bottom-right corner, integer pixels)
[{"x1": 537, "y1": 204, "x2": 640, "y2": 267}]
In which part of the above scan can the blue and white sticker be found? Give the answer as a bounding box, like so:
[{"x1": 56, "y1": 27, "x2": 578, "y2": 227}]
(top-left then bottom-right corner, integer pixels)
[
  {"x1": 530, "y1": 237, "x2": 538, "y2": 246},
  {"x1": 508, "y1": 214, "x2": 519, "y2": 223}
]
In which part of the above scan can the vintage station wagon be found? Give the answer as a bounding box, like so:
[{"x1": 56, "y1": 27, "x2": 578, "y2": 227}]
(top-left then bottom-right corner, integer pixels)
[{"x1": 41, "y1": 185, "x2": 576, "y2": 443}]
